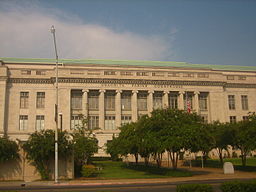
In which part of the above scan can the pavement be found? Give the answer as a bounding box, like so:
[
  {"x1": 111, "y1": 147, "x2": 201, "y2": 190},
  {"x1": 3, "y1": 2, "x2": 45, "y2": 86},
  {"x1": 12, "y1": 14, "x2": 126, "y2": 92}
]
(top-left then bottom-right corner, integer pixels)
[{"x1": 0, "y1": 166, "x2": 255, "y2": 188}]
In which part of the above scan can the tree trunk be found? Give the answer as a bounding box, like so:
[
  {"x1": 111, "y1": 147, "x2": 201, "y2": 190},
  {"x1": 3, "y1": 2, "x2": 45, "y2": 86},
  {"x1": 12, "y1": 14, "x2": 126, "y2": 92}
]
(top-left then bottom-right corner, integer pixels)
[
  {"x1": 144, "y1": 157, "x2": 149, "y2": 166},
  {"x1": 134, "y1": 153, "x2": 138, "y2": 164},
  {"x1": 217, "y1": 148, "x2": 224, "y2": 165},
  {"x1": 169, "y1": 151, "x2": 179, "y2": 170},
  {"x1": 241, "y1": 148, "x2": 247, "y2": 167},
  {"x1": 156, "y1": 153, "x2": 162, "y2": 168}
]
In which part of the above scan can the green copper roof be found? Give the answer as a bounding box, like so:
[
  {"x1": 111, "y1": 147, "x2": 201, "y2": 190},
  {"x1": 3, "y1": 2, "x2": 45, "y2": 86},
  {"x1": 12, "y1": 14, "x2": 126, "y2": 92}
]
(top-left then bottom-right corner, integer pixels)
[{"x1": 1, "y1": 57, "x2": 256, "y2": 72}]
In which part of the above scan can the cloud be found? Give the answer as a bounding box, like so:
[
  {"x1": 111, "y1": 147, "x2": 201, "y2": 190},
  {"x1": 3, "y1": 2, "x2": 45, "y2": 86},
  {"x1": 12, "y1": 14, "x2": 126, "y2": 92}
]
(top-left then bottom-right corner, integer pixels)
[{"x1": 0, "y1": 0, "x2": 175, "y2": 61}]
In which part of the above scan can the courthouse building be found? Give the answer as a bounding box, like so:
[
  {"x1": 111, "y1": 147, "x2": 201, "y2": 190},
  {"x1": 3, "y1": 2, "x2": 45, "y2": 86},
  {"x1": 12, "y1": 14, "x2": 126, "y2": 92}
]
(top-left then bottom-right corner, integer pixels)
[{"x1": 0, "y1": 57, "x2": 256, "y2": 156}]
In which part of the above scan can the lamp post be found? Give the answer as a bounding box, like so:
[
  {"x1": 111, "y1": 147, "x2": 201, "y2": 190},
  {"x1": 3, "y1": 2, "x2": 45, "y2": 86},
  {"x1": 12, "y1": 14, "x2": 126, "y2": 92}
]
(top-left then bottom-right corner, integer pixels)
[{"x1": 50, "y1": 25, "x2": 59, "y2": 184}]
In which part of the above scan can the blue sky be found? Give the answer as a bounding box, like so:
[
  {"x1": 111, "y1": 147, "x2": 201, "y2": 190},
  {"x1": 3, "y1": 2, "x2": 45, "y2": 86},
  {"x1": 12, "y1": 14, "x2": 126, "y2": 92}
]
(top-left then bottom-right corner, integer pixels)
[{"x1": 0, "y1": 0, "x2": 255, "y2": 66}]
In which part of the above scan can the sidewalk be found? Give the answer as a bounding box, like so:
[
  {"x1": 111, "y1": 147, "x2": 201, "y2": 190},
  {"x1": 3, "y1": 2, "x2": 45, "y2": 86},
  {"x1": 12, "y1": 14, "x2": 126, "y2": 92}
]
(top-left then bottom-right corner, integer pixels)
[{"x1": 0, "y1": 167, "x2": 255, "y2": 188}]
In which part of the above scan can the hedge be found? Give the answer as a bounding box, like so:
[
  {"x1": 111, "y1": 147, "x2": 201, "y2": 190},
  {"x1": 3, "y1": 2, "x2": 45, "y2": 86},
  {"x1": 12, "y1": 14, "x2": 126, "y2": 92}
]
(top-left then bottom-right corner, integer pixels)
[
  {"x1": 220, "y1": 180, "x2": 256, "y2": 192},
  {"x1": 176, "y1": 184, "x2": 213, "y2": 192}
]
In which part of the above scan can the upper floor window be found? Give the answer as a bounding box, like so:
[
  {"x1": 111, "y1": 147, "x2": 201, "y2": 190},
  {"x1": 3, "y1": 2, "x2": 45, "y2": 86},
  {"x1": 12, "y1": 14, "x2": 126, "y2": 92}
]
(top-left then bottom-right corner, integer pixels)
[
  {"x1": 88, "y1": 90, "x2": 99, "y2": 110},
  {"x1": 121, "y1": 115, "x2": 132, "y2": 126},
  {"x1": 87, "y1": 70, "x2": 101, "y2": 75},
  {"x1": 197, "y1": 73, "x2": 209, "y2": 78},
  {"x1": 36, "y1": 115, "x2": 45, "y2": 131},
  {"x1": 36, "y1": 92, "x2": 45, "y2": 108},
  {"x1": 20, "y1": 92, "x2": 29, "y2": 109},
  {"x1": 227, "y1": 75, "x2": 235, "y2": 80},
  {"x1": 105, "y1": 91, "x2": 115, "y2": 111},
  {"x1": 71, "y1": 90, "x2": 82, "y2": 110},
  {"x1": 136, "y1": 72, "x2": 149, "y2": 76},
  {"x1": 183, "y1": 73, "x2": 194, "y2": 78},
  {"x1": 120, "y1": 71, "x2": 133, "y2": 76},
  {"x1": 241, "y1": 95, "x2": 248, "y2": 110},
  {"x1": 21, "y1": 70, "x2": 31, "y2": 75},
  {"x1": 199, "y1": 93, "x2": 208, "y2": 111},
  {"x1": 36, "y1": 70, "x2": 46, "y2": 75},
  {"x1": 168, "y1": 72, "x2": 180, "y2": 77},
  {"x1": 88, "y1": 116, "x2": 99, "y2": 130},
  {"x1": 184, "y1": 93, "x2": 193, "y2": 111},
  {"x1": 105, "y1": 116, "x2": 116, "y2": 130},
  {"x1": 230, "y1": 116, "x2": 236, "y2": 123},
  {"x1": 228, "y1": 95, "x2": 235, "y2": 110},
  {"x1": 104, "y1": 71, "x2": 116, "y2": 75},
  {"x1": 153, "y1": 92, "x2": 163, "y2": 109},
  {"x1": 121, "y1": 91, "x2": 132, "y2": 111},
  {"x1": 152, "y1": 72, "x2": 164, "y2": 77},
  {"x1": 138, "y1": 91, "x2": 148, "y2": 111},
  {"x1": 19, "y1": 115, "x2": 28, "y2": 130},
  {"x1": 169, "y1": 92, "x2": 178, "y2": 109},
  {"x1": 238, "y1": 76, "x2": 246, "y2": 80},
  {"x1": 71, "y1": 115, "x2": 82, "y2": 130}
]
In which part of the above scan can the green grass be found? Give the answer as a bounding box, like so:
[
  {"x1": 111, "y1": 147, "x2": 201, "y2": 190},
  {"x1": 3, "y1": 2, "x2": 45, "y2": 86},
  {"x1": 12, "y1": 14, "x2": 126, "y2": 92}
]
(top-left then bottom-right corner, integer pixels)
[
  {"x1": 189, "y1": 158, "x2": 256, "y2": 172},
  {"x1": 93, "y1": 161, "x2": 192, "y2": 179}
]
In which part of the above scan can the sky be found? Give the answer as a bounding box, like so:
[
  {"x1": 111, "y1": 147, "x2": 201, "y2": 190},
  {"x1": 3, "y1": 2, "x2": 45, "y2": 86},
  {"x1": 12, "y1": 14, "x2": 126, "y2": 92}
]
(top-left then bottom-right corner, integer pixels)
[{"x1": 0, "y1": 0, "x2": 256, "y2": 66}]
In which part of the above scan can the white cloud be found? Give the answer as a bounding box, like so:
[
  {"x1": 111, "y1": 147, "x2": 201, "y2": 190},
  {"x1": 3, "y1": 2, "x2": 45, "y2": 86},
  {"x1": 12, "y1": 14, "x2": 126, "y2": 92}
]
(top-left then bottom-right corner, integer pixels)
[{"x1": 0, "y1": 0, "x2": 175, "y2": 60}]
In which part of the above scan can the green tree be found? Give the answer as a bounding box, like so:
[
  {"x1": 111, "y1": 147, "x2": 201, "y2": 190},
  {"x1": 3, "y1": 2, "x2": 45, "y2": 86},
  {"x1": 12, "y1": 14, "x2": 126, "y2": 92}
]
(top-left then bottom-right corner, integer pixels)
[
  {"x1": 23, "y1": 130, "x2": 73, "y2": 180},
  {"x1": 0, "y1": 137, "x2": 19, "y2": 163}
]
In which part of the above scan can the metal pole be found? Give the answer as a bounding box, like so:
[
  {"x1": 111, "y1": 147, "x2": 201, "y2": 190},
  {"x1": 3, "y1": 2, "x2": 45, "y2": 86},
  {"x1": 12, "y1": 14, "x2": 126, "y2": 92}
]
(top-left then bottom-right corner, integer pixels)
[{"x1": 50, "y1": 25, "x2": 58, "y2": 184}]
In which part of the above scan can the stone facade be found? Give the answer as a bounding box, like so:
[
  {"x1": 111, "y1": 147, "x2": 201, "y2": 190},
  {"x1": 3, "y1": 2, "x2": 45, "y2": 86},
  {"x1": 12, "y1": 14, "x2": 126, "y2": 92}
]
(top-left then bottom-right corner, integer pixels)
[{"x1": 0, "y1": 58, "x2": 256, "y2": 158}]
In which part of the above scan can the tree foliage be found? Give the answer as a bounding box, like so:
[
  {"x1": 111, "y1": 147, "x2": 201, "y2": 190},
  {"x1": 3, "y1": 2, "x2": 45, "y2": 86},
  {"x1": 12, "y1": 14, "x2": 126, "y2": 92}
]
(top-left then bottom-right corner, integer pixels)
[
  {"x1": 0, "y1": 137, "x2": 19, "y2": 163},
  {"x1": 23, "y1": 130, "x2": 73, "y2": 180}
]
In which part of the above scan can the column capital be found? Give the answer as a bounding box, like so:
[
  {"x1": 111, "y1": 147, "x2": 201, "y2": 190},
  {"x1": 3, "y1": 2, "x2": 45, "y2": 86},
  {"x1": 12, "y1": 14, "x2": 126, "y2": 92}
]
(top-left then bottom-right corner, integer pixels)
[
  {"x1": 179, "y1": 91, "x2": 185, "y2": 95},
  {"x1": 116, "y1": 90, "x2": 122, "y2": 94},
  {"x1": 194, "y1": 91, "x2": 200, "y2": 95},
  {"x1": 132, "y1": 90, "x2": 138, "y2": 94},
  {"x1": 163, "y1": 90, "x2": 169, "y2": 94},
  {"x1": 99, "y1": 89, "x2": 106, "y2": 93},
  {"x1": 82, "y1": 89, "x2": 89, "y2": 93},
  {"x1": 148, "y1": 90, "x2": 154, "y2": 94}
]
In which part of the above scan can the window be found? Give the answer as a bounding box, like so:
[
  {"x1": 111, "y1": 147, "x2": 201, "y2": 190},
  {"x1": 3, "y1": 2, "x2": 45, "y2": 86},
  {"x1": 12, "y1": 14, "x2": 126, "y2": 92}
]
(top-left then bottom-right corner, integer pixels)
[
  {"x1": 168, "y1": 72, "x2": 180, "y2": 77},
  {"x1": 120, "y1": 71, "x2": 133, "y2": 76},
  {"x1": 241, "y1": 95, "x2": 248, "y2": 110},
  {"x1": 104, "y1": 71, "x2": 116, "y2": 75},
  {"x1": 21, "y1": 70, "x2": 31, "y2": 75},
  {"x1": 227, "y1": 75, "x2": 235, "y2": 80},
  {"x1": 121, "y1": 115, "x2": 132, "y2": 126},
  {"x1": 138, "y1": 91, "x2": 147, "y2": 111},
  {"x1": 36, "y1": 92, "x2": 45, "y2": 108},
  {"x1": 87, "y1": 70, "x2": 100, "y2": 75},
  {"x1": 121, "y1": 91, "x2": 131, "y2": 111},
  {"x1": 71, "y1": 115, "x2": 82, "y2": 130},
  {"x1": 19, "y1": 115, "x2": 28, "y2": 130},
  {"x1": 198, "y1": 73, "x2": 209, "y2": 78},
  {"x1": 184, "y1": 93, "x2": 193, "y2": 111},
  {"x1": 136, "y1": 72, "x2": 149, "y2": 76},
  {"x1": 228, "y1": 95, "x2": 235, "y2": 110},
  {"x1": 230, "y1": 116, "x2": 236, "y2": 123},
  {"x1": 20, "y1": 92, "x2": 29, "y2": 109},
  {"x1": 36, "y1": 115, "x2": 44, "y2": 131},
  {"x1": 88, "y1": 116, "x2": 99, "y2": 130},
  {"x1": 183, "y1": 73, "x2": 194, "y2": 78},
  {"x1": 153, "y1": 92, "x2": 163, "y2": 109},
  {"x1": 169, "y1": 93, "x2": 178, "y2": 109},
  {"x1": 243, "y1": 116, "x2": 249, "y2": 121},
  {"x1": 105, "y1": 116, "x2": 116, "y2": 130},
  {"x1": 88, "y1": 91, "x2": 99, "y2": 110},
  {"x1": 238, "y1": 76, "x2": 246, "y2": 80},
  {"x1": 70, "y1": 70, "x2": 84, "y2": 75},
  {"x1": 36, "y1": 70, "x2": 45, "y2": 75},
  {"x1": 200, "y1": 115, "x2": 208, "y2": 123},
  {"x1": 152, "y1": 72, "x2": 164, "y2": 77},
  {"x1": 71, "y1": 90, "x2": 82, "y2": 109},
  {"x1": 199, "y1": 94, "x2": 208, "y2": 111},
  {"x1": 105, "y1": 91, "x2": 115, "y2": 111}
]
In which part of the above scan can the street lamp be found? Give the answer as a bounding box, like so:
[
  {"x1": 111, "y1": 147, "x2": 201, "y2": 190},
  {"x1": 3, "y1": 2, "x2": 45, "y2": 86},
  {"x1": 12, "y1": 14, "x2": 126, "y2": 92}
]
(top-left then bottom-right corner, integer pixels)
[{"x1": 50, "y1": 25, "x2": 59, "y2": 184}]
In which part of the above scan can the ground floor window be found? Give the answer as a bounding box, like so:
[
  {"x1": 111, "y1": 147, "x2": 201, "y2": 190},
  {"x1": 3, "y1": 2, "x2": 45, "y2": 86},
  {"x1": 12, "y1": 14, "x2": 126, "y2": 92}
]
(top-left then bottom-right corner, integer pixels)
[
  {"x1": 88, "y1": 116, "x2": 99, "y2": 130},
  {"x1": 71, "y1": 115, "x2": 82, "y2": 130},
  {"x1": 36, "y1": 115, "x2": 44, "y2": 131},
  {"x1": 105, "y1": 116, "x2": 116, "y2": 130},
  {"x1": 121, "y1": 115, "x2": 132, "y2": 126},
  {"x1": 19, "y1": 115, "x2": 28, "y2": 130}
]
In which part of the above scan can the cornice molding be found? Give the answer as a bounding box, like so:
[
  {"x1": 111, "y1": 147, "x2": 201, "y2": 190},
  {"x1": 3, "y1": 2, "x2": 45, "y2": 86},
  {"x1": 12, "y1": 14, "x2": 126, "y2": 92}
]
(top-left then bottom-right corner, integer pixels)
[{"x1": 8, "y1": 77, "x2": 256, "y2": 88}]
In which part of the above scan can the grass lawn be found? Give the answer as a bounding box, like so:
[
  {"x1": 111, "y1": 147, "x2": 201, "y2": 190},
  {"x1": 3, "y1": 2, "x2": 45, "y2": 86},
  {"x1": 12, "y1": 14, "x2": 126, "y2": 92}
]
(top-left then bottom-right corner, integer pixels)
[
  {"x1": 93, "y1": 161, "x2": 193, "y2": 179},
  {"x1": 190, "y1": 158, "x2": 256, "y2": 172}
]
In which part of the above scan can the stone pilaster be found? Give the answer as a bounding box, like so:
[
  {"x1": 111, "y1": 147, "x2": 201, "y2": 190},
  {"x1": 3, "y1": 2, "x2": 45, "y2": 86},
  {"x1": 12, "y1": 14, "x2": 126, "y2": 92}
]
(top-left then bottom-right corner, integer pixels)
[
  {"x1": 132, "y1": 90, "x2": 138, "y2": 122},
  {"x1": 194, "y1": 91, "x2": 200, "y2": 114},
  {"x1": 99, "y1": 89, "x2": 105, "y2": 130},
  {"x1": 148, "y1": 90, "x2": 154, "y2": 114},
  {"x1": 163, "y1": 91, "x2": 169, "y2": 108},
  {"x1": 82, "y1": 89, "x2": 89, "y2": 117},
  {"x1": 115, "y1": 90, "x2": 122, "y2": 128},
  {"x1": 0, "y1": 74, "x2": 7, "y2": 135},
  {"x1": 178, "y1": 91, "x2": 185, "y2": 110}
]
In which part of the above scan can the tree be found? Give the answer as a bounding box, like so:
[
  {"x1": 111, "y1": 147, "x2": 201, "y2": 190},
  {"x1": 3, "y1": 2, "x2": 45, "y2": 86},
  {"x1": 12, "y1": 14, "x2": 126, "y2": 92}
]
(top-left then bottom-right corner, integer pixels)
[
  {"x1": 23, "y1": 130, "x2": 73, "y2": 180},
  {"x1": 0, "y1": 137, "x2": 19, "y2": 163}
]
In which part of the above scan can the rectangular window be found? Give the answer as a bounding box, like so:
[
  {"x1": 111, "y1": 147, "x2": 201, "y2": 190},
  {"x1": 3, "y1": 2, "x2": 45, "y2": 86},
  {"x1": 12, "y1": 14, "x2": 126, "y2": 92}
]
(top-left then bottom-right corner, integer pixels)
[
  {"x1": 105, "y1": 91, "x2": 115, "y2": 111},
  {"x1": 36, "y1": 70, "x2": 45, "y2": 75},
  {"x1": 105, "y1": 116, "x2": 116, "y2": 130},
  {"x1": 71, "y1": 90, "x2": 83, "y2": 109},
  {"x1": 19, "y1": 115, "x2": 28, "y2": 130},
  {"x1": 183, "y1": 73, "x2": 194, "y2": 78},
  {"x1": 20, "y1": 92, "x2": 29, "y2": 109},
  {"x1": 88, "y1": 91, "x2": 99, "y2": 110},
  {"x1": 136, "y1": 72, "x2": 149, "y2": 76},
  {"x1": 71, "y1": 115, "x2": 82, "y2": 130},
  {"x1": 36, "y1": 92, "x2": 45, "y2": 108},
  {"x1": 152, "y1": 72, "x2": 164, "y2": 77},
  {"x1": 169, "y1": 93, "x2": 178, "y2": 109},
  {"x1": 120, "y1": 71, "x2": 133, "y2": 76},
  {"x1": 227, "y1": 75, "x2": 235, "y2": 80},
  {"x1": 104, "y1": 71, "x2": 116, "y2": 75},
  {"x1": 238, "y1": 76, "x2": 246, "y2": 80},
  {"x1": 243, "y1": 116, "x2": 249, "y2": 121},
  {"x1": 168, "y1": 72, "x2": 180, "y2": 77},
  {"x1": 230, "y1": 116, "x2": 236, "y2": 123},
  {"x1": 87, "y1": 70, "x2": 101, "y2": 75},
  {"x1": 138, "y1": 91, "x2": 147, "y2": 111},
  {"x1": 121, "y1": 115, "x2": 132, "y2": 126},
  {"x1": 36, "y1": 115, "x2": 44, "y2": 131},
  {"x1": 184, "y1": 93, "x2": 193, "y2": 110},
  {"x1": 88, "y1": 116, "x2": 99, "y2": 130},
  {"x1": 197, "y1": 73, "x2": 209, "y2": 78},
  {"x1": 241, "y1": 95, "x2": 248, "y2": 110},
  {"x1": 200, "y1": 115, "x2": 208, "y2": 123},
  {"x1": 121, "y1": 91, "x2": 131, "y2": 111},
  {"x1": 199, "y1": 94, "x2": 208, "y2": 111},
  {"x1": 21, "y1": 70, "x2": 31, "y2": 75},
  {"x1": 153, "y1": 92, "x2": 163, "y2": 109},
  {"x1": 228, "y1": 95, "x2": 235, "y2": 110}
]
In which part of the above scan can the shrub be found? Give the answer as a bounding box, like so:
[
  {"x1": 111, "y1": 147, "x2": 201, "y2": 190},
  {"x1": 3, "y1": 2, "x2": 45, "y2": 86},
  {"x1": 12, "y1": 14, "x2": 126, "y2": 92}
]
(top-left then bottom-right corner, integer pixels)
[
  {"x1": 81, "y1": 164, "x2": 99, "y2": 177},
  {"x1": 220, "y1": 180, "x2": 256, "y2": 192},
  {"x1": 176, "y1": 184, "x2": 213, "y2": 192}
]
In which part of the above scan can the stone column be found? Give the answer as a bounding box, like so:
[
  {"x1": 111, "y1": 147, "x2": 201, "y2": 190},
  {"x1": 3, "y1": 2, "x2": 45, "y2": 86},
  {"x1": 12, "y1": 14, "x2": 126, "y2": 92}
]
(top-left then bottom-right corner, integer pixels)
[
  {"x1": 0, "y1": 75, "x2": 7, "y2": 135},
  {"x1": 163, "y1": 91, "x2": 169, "y2": 108},
  {"x1": 82, "y1": 89, "x2": 89, "y2": 117},
  {"x1": 178, "y1": 91, "x2": 185, "y2": 110},
  {"x1": 99, "y1": 89, "x2": 105, "y2": 130},
  {"x1": 148, "y1": 90, "x2": 154, "y2": 114},
  {"x1": 194, "y1": 91, "x2": 200, "y2": 113},
  {"x1": 115, "y1": 90, "x2": 122, "y2": 128},
  {"x1": 132, "y1": 90, "x2": 138, "y2": 122}
]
